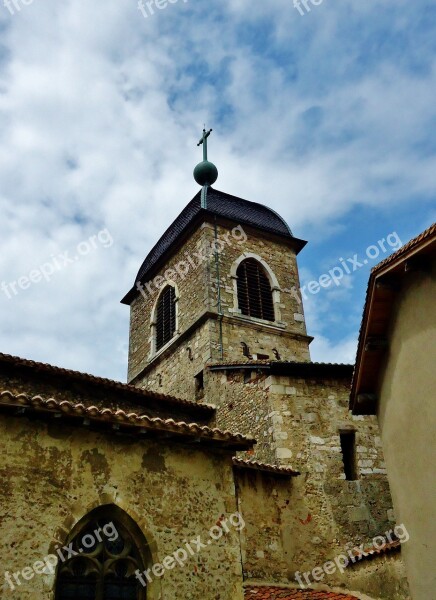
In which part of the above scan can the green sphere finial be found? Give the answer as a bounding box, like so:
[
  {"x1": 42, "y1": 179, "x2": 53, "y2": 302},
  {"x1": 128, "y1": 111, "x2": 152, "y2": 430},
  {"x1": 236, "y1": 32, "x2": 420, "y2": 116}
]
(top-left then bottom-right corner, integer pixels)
[
  {"x1": 194, "y1": 127, "x2": 218, "y2": 187},
  {"x1": 194, "y1": 160, "x2": 218, "y2": 186}
]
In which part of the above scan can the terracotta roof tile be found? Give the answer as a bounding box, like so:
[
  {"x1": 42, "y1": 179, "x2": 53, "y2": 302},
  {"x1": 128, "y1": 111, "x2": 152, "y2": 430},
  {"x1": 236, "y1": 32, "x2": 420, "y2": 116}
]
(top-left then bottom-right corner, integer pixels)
[
  {"x1": 244, "y1": 586, "x2": 359, "y2": 599},
  {"x1": 371, "y1": 222, "x2": 435, "y2": 274},
  {"x1": 347, "y1": 539, "x2": 401, "y2": 565},
  {"x1": 233, "y1": 457, "x2": 300, "y2": 477},
  {"x1": 208, "y1": 361, "x2": 353, "y2": 379},
  {"x1": 0, "y1": 390, "x2": 254, "y2": 449},
  {"x1": 0, "y1": 352, "x2": 214, "y2": 415},
  {"x1": 350, "y1": 222, "x2": 435, "y2": 412}
]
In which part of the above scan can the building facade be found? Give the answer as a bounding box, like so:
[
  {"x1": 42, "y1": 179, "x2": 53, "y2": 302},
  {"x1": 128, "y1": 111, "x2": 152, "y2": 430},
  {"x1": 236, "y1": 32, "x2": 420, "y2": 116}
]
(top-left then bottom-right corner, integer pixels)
[
  {"x1": 0, "y1": 183, "x2": 415, "y2": 599},
  {"x1": 350, "y1": 223, "x2": 436, "y2": 600}
]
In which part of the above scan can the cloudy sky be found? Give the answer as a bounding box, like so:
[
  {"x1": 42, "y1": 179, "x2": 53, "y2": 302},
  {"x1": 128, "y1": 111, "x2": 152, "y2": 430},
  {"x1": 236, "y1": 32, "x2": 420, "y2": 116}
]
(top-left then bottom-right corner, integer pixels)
[{"x1": 0, "y1": 0, "x2": 435, "y2": 382}]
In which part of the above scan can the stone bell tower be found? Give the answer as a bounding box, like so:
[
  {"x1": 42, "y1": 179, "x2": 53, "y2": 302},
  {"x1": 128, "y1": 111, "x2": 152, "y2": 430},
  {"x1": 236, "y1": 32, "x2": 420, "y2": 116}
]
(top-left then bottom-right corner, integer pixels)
[{"x1": 121, "y1": 129, "x2": 312, "y2": 401}]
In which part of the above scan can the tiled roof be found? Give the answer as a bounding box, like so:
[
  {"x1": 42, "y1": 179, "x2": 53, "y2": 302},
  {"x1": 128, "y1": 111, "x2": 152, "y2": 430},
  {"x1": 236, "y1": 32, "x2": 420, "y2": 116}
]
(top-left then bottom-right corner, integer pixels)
[
  {"x1": 244, "y1": 587, "x2": 358, "y2": 599},
  {"x1": 0, "y1": 352, "x2": 214, "y2": 416},
  {"x1": 350, "y1": 222, "x2": 436, "y2": 413},
  {"x1": 208, "y1": 361, "x2": 354, "y2": 379},
  {"x1": 347, "y1": 539, "x2": 401, "y2": 565},
  {"x1": 122, "y1": 187, "x2": 307, "y2": 304},
  {"x1": 0, "y1": 390, "x2": 254, "y2": 450},
  {"x1": 233, "y1": 457, "x2": 300, "y2": 477},
  {"x1": 371, "y1": 222, "x2": 435, "y2": 274}
]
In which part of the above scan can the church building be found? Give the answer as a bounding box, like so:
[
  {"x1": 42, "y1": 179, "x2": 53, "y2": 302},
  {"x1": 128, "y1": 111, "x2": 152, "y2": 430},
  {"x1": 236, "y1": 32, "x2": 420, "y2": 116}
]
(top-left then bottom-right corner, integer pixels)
[{"x1": 0, "y1": 130, "x2": 412, "y2": 599}]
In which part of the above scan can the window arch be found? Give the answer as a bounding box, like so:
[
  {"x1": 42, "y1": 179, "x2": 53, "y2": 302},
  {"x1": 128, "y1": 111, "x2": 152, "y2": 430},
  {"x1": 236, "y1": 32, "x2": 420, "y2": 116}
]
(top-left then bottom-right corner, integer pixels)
[
  {"x1": 155, "y1": 285, "x2": 176, "y2": 351},
  {"x1": 236, "y1": 258, "x2": 275, "y2": 322},
  {"x1": 55, "y1": 506, "x2": 149, "y2": 600}
]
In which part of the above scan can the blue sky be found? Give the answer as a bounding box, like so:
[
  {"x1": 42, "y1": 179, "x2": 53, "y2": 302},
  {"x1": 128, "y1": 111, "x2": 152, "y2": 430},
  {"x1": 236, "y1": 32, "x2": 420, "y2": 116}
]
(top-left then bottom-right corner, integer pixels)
[{"x1": 0, "y1": 0, "x2": 435, "y2": 380}]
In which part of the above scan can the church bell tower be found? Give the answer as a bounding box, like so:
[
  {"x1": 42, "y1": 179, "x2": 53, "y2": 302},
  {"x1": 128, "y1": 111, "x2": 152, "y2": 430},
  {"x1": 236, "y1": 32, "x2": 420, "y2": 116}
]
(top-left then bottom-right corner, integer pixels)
[{"x1": 121, "y1": 129, "x2": 312, "y2": 400}]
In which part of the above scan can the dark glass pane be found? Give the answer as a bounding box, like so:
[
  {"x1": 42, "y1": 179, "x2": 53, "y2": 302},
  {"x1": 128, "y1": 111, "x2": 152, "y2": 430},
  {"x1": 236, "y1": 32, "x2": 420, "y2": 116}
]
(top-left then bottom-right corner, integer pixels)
[
  {"x1": 106, "y1": 535, "x2": 125, "y2": 555},
  {"x1": 57, "y1": 576, "x2": 96, "y2": 599},
  {"x1": 104, "y1": 577, "x2": 139, "y2": 599}
]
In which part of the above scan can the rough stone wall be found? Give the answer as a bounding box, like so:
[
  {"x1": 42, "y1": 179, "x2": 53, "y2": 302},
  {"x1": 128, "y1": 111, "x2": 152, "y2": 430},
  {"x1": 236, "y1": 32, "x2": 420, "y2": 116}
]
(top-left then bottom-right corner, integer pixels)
[
  {"x1": 135, "y1": 320, "x2": 214, "y2": 401},
  {"x1": 267, "y1": 375, "x2": 395, "y2": 547},
  {"x1": 220, "y1": 318, "x2": 311, "y2": 364},
  {"x1": 207, "y1": 367, "x2": 401, "y2": 595},
  {"x1": 0, "y1": 414, "x2": 244, "y2": 599},
  {"x1": 128, "y1": 225, "x2": 211, "y2": 383},
  {"x1": 207, "y1": 368, "x2": 275, "y2": 462},
  {"x1": 235, "y1": 470, "x2": 410, "y2": 600}
]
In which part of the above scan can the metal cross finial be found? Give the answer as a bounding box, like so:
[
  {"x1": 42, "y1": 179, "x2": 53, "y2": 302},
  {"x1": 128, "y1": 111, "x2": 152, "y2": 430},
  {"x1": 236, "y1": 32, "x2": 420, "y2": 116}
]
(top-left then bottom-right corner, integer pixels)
[{"x1": 197, "y1": 128, "x2": 213, "y2": 161}]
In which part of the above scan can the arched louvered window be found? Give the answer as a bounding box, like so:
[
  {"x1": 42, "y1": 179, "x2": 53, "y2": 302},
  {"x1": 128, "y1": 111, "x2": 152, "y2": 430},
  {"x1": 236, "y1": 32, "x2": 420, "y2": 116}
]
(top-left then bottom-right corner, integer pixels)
[
  {"x1": 156, "y1": 285, "x2": 176, "y2": 351},
  {"x1": 236, "y1": 259, "x2": 275, "y2": 322},
  {"x1": 55, "y1": 508, "x2": 148, "y2": 600}
]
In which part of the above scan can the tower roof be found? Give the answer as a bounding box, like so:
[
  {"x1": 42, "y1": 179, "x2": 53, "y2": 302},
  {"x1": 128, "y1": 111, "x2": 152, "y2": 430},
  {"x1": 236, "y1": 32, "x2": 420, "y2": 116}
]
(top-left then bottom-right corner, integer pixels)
[{"x1": 121, "y1": 187, "x2": 306, "y2": 304}]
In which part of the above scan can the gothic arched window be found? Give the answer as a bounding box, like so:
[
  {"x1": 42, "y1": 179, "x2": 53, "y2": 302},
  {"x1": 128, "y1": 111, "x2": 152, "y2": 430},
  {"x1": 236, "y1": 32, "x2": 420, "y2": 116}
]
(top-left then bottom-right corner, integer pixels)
[
  {"x1": 155, "y1": 285, "x2": 176, "y2": 351},
  {"x1": 236, "y1": 258, "x2": 275, "y2": 322},
  {"x1": 55, "y1": 508, "x2": 148, "y2": 600}
]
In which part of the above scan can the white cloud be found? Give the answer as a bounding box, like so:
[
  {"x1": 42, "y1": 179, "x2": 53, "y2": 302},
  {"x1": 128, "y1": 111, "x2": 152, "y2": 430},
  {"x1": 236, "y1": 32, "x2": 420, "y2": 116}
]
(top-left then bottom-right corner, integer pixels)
[{"x1": 0, "y1": 0, "x2": 434, "y2": 380}]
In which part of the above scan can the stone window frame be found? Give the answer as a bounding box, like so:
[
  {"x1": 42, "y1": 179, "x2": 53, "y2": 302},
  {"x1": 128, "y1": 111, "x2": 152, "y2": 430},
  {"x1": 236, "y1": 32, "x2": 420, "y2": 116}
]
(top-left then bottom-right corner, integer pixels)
[
  {"x1": 229, "y1": 253, "x2": 283, "y2": 325},
  {"x1": 149, "y1": 281, "x2": 180, "y2": 360},
  {"x1": 53, "y1": 504, "x2": 159, "y2": 600}
]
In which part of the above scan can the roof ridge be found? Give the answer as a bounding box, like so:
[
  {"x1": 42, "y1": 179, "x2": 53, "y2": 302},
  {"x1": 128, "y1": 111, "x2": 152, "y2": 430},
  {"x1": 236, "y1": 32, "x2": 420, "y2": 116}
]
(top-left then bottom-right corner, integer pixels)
[
  {"x1": 232, "y1": 457, "x2": 300, "y2": 476},
  {"x1": 0, "y1": 390, "x2": 253, "y2": 447},
  {"x1": 0, "y1": 352, "x2": 214, "y2": 413},
  {"x1": 372, "y1": 221, "x2": 435, "y2": 274}
]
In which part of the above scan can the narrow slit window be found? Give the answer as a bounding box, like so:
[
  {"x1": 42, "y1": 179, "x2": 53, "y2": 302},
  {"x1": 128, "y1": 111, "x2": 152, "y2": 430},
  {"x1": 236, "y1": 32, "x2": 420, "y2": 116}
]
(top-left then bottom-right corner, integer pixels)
[
  {"x1": 195, "y1": 370, "x2": 204, "y2": 399},
  {"x1": 340, "y1": 431, "x2": 358, "y2": 480},
  {"x1": 156, "y1": 286, "x2": 176, "y2": 351},
  {"x1": 236, "y1": 259, "x2": 275, "y2": 322}
]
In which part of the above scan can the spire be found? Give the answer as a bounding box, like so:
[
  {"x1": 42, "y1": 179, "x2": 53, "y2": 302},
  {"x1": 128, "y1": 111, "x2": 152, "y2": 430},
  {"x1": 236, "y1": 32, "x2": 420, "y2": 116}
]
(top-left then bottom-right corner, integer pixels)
[{"x1": 193, "y1": 127, "x2": 218, "y2": 209}]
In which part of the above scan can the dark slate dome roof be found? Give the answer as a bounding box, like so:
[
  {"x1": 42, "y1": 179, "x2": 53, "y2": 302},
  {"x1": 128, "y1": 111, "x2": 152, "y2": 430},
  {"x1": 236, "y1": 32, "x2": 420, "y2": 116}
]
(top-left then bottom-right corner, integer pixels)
[{"x1": 122, "y1": 187, "x2": 305, "y2": 304}]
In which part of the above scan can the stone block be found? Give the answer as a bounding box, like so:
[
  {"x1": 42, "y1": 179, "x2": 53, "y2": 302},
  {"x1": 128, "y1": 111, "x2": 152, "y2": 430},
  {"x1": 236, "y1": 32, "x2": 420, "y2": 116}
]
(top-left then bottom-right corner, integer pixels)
[
  {"x1": 276, "y1": 448, "x2": 293, "y2": 459},
  {"x1": 348, "y1": 506, "x2": 370, "y2": 522}
]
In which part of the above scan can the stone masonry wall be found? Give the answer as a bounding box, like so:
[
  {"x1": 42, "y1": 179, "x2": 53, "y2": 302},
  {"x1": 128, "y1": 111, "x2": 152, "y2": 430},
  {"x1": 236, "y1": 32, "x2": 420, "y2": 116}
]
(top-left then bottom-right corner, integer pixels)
[
  {"x1": 267, "y1": 375, "x2": 395, "y2": 548},
  {"x1": 0, "y1": 413, "x2": 244, "y2": 600},
  {"x1": 236, "y1": 469, "x2": 410, "y2": 600},
  {"x1": 207, "y1": 367, "x2": 402, "y2": 596},
  {"x1": 134, "y1": 320, "x2": 213, "y2": 401},
  {"x1": 128, "y1": 225, "x2": 210, "y2": 383},
  {"x1": 207, "y1": 368, "x2": 275, "y2": 462}
]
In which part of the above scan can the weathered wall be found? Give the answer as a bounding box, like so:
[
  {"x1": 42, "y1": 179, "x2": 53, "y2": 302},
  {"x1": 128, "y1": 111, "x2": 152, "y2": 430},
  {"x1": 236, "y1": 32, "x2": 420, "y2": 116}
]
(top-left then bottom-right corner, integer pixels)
[
  {"x1": 0, "y1": 414, "x2": 244, "y2": 599},
  {"x1": 207, "y1": 368, "x2": 275, "y2": 462},
  {"x1": 207, "y1": 366, "x2": 403, "y2": 596},
  {"x1": 268, "y1": 374, "x2": 394, "y2": 547},
  {"x1": 135, "y1": 319, "x2": 214, "y2": 402},
  {"x1": 376, "y1": 257, "x2": 436, "y2": 600},
  {"x1": 236, "y1": 470, "x2": 410, "y2": 600}
]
